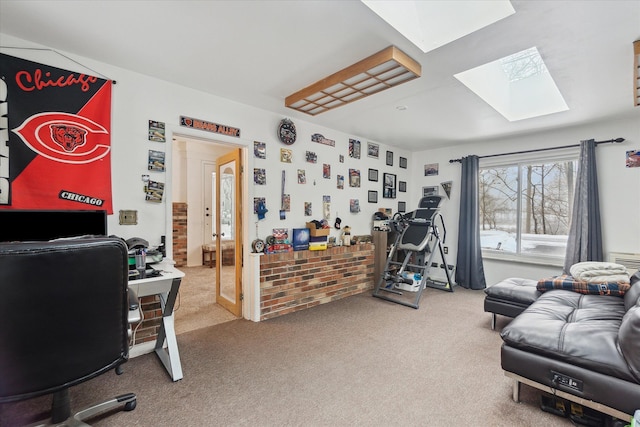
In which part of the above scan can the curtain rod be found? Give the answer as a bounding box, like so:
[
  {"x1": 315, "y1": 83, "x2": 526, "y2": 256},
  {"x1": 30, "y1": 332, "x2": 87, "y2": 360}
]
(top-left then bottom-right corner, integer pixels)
[
  {"x1": 0, "y1": 46, "x2": 116, "y2": 84},
  {"x1": 448, "y1": 138, "x2": 624, "y2": 163}
]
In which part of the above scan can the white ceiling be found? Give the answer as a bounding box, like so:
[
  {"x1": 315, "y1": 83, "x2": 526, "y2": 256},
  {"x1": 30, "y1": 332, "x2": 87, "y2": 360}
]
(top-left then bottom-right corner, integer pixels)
[{"x1": 1, "y1": 0, "x2": 639, "y2": 151}]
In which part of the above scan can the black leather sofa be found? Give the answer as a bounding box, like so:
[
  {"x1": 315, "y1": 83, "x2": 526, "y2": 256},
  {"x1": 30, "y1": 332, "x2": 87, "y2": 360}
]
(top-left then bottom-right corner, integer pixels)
[{"x1": 500, "y1": 272, "x2": 640, "y2": 420}]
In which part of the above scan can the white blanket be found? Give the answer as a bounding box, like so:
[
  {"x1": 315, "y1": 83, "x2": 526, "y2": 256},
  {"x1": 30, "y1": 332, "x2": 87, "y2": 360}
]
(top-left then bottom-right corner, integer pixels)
[{"x1": 570, "y1": 261, "x2": 630, "y2": 283}]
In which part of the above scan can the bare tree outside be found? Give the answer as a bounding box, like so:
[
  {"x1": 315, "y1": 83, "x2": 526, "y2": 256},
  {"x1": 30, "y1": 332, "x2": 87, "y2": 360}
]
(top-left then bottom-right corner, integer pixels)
[{"x1": 479, "y1": 159, "x2": 577, "y2": 257}]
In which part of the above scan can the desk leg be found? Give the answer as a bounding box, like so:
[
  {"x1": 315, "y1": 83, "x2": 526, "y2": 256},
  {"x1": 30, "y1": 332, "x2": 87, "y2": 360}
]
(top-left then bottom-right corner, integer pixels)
[{"x1": 154, "y1": 277, "x2": 183, "y2": 381}]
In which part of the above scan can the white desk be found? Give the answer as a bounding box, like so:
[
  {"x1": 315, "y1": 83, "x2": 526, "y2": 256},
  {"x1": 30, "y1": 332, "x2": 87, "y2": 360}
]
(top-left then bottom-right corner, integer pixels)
[{"x1": 128, "y1": 261, "x2": 185, "y2": 382}]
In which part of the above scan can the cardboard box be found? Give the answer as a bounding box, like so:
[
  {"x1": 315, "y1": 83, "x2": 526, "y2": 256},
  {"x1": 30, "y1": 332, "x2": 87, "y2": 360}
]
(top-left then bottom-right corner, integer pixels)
[{"x1": 305, "y1": 222, "x2": 330, "y2": 237}]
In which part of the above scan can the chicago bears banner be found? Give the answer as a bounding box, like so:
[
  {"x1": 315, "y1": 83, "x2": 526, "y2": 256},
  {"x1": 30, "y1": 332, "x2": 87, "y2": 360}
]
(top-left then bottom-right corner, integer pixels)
[{"x1": 0, "y1": 53, "x2": 113, "y2": 213}]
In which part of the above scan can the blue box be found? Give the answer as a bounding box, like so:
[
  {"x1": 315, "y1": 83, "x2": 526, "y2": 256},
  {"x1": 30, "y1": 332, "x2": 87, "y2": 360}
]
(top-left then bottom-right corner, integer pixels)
[{"x1": 292, "y1": 228, "x2": 310, "y2": 251}]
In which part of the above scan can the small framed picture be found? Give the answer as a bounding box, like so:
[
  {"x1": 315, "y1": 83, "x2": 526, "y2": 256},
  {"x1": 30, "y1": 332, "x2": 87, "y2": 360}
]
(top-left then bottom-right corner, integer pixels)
[
  {"x1": 148, "y1": 120, "x2": 166, "y2": 142},
  {"x1": 386, "y1": 150, "x2": 394, "y2": 166},
  {"x1": 368, "y1": 168, "x2": 378, "y2": 182},
  {"x1": 368, "y1": 190, "x2": 378, "y2": 203},
  {"x1": 399, "y1": 157, "x2": 407, "y2": 169},
  {"x1": 253, "y1": 141, "x2": 266, "y2": 159},
  {"x1": 398, "y1": 201, "x2": 406, "y2": 213},
  {"x1": 423, "y1": 186, "x2": 439, "y2": 197},
  {"x1": 349, "y1": 169, "x2": 361, "y2": 187},
  {"x1": 626, "y1": 150, "x2": 640, "y2": 168},
  {"x1": 349, "y1": 139, "x2": 361, "y2": 159},
  {"x1": 281, "y1": 148, "x2": 292, "y2": 163},
  {"x1": 305, "y1": 151, "x2": 317, "y2": 163},
  {"x1": 367, "y1": 142, "x2": 379, "y2": 159},
  {"x1": 398, "y1": 181, "x2": 406, "y2": 192},
  {"x1": 424, "y1": 163, "x2": 439, "y2": 176},
  {"x1": 383, "y1": 173, "x2": 396, "y2": 199}
]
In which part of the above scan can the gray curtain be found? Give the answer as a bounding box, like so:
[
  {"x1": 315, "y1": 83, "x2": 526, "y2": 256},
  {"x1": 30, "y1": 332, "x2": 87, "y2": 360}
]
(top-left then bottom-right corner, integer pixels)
[
  {"x1": 455, "y1": 155, "x2": 486, "y2": 290},
  {"x1": 563, "y1": 139, "x2": 603, "y2": 273}
]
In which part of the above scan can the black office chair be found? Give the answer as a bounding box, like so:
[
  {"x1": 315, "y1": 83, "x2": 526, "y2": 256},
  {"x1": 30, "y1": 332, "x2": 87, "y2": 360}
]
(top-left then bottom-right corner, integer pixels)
[{"x1": 0, "y1": 237, "x2": 137, "y2": 425}]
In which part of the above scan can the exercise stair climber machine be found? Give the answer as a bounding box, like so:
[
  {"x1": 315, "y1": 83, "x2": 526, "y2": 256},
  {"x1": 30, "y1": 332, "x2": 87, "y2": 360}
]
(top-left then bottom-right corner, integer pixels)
[{"x1": 373, "y1": 195, "x2": 454, "y2": 309}]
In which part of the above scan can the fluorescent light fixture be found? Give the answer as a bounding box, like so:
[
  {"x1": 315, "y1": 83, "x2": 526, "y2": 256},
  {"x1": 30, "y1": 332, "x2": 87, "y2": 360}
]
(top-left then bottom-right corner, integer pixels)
[
  {"x1": 285, "y1": 46, "x2": 421, "y2": 116},
  {"x1": 361, "y1": 0, "x2": 515, "y2": 53},
  {"x1": 454, "y1": 47, "x2": 569, "y2": 121}
]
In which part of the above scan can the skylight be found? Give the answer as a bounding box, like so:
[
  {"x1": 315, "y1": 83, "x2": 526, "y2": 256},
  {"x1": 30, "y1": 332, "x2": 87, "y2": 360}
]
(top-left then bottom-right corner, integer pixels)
[
  {"x1": 500, "y1": 47, "x2": 548, "y2": 82},
  {"x1": 454, "y1": 47, "x2": 569, "y2": 121},
  {"x1": 361, "y1": 0, "x2": 515, "y2": 53}
]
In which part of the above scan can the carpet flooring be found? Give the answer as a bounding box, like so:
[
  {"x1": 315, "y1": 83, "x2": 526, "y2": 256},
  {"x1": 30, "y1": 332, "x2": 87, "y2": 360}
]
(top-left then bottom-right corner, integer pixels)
[
  {"x1": 173, "y1": 266, "x2": 239, "y2": 336},
  {"x1": 1, "y1": 286, "x2": 577, "y2": 426}
]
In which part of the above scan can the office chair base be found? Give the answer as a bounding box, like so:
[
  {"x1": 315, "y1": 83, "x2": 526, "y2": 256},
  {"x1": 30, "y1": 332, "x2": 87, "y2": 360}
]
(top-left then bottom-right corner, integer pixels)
[{"x1": 27, "y1": 392, "x2": 137, "y2": 427}]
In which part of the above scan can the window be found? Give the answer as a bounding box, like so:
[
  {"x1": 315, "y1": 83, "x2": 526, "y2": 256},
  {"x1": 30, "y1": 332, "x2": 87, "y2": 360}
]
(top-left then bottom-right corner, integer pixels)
[{"x1": 479, "y1": 156, "x2": 577, "y2": 259}]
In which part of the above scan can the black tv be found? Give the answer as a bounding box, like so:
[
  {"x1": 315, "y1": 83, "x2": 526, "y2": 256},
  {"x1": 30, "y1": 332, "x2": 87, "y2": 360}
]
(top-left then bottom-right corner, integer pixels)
[{"x1": 0, "y1": 209, "x2": 108, "y2": 242}]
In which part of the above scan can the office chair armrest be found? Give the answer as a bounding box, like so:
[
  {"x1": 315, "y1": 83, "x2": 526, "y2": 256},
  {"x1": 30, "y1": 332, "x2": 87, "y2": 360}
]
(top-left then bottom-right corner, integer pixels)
[
  {"x1": 128, "y1": 287, "x2": 139, "y2": 311},
  {"x1": 127, "y1": 287, "x2": 141, "y2": 324}
]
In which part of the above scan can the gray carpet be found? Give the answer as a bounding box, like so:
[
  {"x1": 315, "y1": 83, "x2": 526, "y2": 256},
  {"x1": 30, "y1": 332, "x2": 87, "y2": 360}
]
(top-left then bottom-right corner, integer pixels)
[{"x1": 1, "y1": 287, "x2": 573, "y2": 426}]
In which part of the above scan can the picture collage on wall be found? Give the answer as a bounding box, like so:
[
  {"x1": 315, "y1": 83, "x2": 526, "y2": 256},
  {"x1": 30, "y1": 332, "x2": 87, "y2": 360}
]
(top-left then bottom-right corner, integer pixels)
[
  {"x1": 145, "y1": 119, "x2": 166, "y2": 203},
  {"x1": 249, "y1": 119, "x2": 411, "y2": 219}
]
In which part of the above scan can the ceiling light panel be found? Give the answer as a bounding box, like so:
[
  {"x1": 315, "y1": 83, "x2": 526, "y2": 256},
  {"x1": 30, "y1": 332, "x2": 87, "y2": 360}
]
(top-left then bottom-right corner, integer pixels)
[
  {"x1": 285, "y1": 46, "x2": 421, "y2": 116},
  {"x1": 454, "y1": 47, "x2": 568, "y2": 121},
  {"x1": 361, "y1": 0, "x2": 515, "y2": 53}
]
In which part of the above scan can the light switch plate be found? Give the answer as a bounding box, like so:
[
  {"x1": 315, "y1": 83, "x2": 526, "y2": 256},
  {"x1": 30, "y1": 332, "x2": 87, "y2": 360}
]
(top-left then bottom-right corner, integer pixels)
[{"x1": 119, "y1": 210, "x2": 138, "y2": 225}]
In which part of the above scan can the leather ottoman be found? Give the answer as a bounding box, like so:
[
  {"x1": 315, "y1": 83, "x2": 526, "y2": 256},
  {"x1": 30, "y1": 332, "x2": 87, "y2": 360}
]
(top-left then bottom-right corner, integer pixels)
[{"x1": 484, "y1": 278, "x2": 541, "y2": 330}]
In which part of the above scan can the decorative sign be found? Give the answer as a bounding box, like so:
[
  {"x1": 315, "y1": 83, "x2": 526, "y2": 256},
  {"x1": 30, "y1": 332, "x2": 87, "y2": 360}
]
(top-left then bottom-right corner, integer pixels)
[
  {"x1": 311, "y1": 133, "x2": 335, "y2": 147},
  {"x1": 180, "y1": 115, "x2": 240, "y2": 137},
  {"x1": 148, "y1": 120, "x2": 165, "y2": 142},
  {"x1": 277, "y1": 118, "x2": 296, "y2": 145},
  {"x1": 0, "y1": 53, "x2": 113, "y2": 212},
  {"x1": 148, "y1": 150, "x2": 165, "y2": 172}
]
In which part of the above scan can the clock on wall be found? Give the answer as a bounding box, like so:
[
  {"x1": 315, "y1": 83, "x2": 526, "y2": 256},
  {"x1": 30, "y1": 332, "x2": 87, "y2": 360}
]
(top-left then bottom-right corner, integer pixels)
[{"x1": 277, "y1": 118, "x2": 297, "y2": 145}]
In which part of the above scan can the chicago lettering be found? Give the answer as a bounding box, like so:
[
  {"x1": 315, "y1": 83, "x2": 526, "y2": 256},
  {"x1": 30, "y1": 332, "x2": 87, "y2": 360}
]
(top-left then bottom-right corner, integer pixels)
[
  {"x1": 0, "y1": 78, "x2": 8, "y2": 204},
  {"x1": 16, "y1": 69, "x2": 97, "y2": 93},
  {"x1": 59, "y1": 190, "x2": 104, "y2": 206}
]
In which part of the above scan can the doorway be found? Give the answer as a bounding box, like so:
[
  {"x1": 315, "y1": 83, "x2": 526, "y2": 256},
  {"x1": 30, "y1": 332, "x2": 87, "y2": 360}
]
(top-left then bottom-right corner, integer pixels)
[{"x1": 171, "y1": 134, "x2": 244, "y2": 334}]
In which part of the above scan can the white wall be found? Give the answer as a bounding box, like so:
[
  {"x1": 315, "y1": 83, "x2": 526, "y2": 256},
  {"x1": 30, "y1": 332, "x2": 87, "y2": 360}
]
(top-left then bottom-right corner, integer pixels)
[
  {"x1": 411, "y1": 114, "x2": 640, "y2": 285},
  {"x1": 1, "y1": 34, "x2": 407, "y2": 239},
  {"x1": 4, "y1": 33, "x2": 639, "y2": 293}
]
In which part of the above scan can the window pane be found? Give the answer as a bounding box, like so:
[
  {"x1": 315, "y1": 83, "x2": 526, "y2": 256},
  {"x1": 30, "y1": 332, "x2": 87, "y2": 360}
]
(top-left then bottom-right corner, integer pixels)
[
  {"x1": 519, "y1": 161, "x2": 576, "y2": 257},
  {"x1": 479, "y1": 166, "x2": 518, "y2": 253}
]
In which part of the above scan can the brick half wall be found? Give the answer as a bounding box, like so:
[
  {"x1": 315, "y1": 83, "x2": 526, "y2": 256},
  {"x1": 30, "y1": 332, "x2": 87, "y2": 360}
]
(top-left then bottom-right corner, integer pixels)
[{"x1": 259, "y1": 244, "x2": 375, "y2": 320}]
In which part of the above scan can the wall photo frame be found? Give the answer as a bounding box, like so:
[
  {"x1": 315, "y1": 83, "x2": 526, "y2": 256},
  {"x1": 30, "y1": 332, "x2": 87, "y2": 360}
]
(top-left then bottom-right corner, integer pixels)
[
  {"x1": 398, "y1": 181, "x2": 406, "y2": 192},
  {"x1": 423, "y1": 186, "x2": 439, "y2": 197},
  {"x1": 349, "y1": 139, "x2": 361, "y2": 159},
  {"x1": 367, "y1": 142, "x2": 379, "y2": 159},
  {"x1": 399, "y1": 156, "x2": 407, "y2": 169},
  {"x1": 383, "y1": 173, "x2": 396, "y2": 199},
  {"x1": 424, "y1": 163, "x2": 439, "y2": 176},
  {"x1": 386, "y1": 150, "x2": 394, "y2": 166},
  {"x1": 398, "y1": 201, "x2": 406, "y2": 213},
  {"x1": 368, "y1": 168, "x2": 378, "y2": 182},
  {"x1": 368, "y1": 190, "x2": 378, "y2": 203}
]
